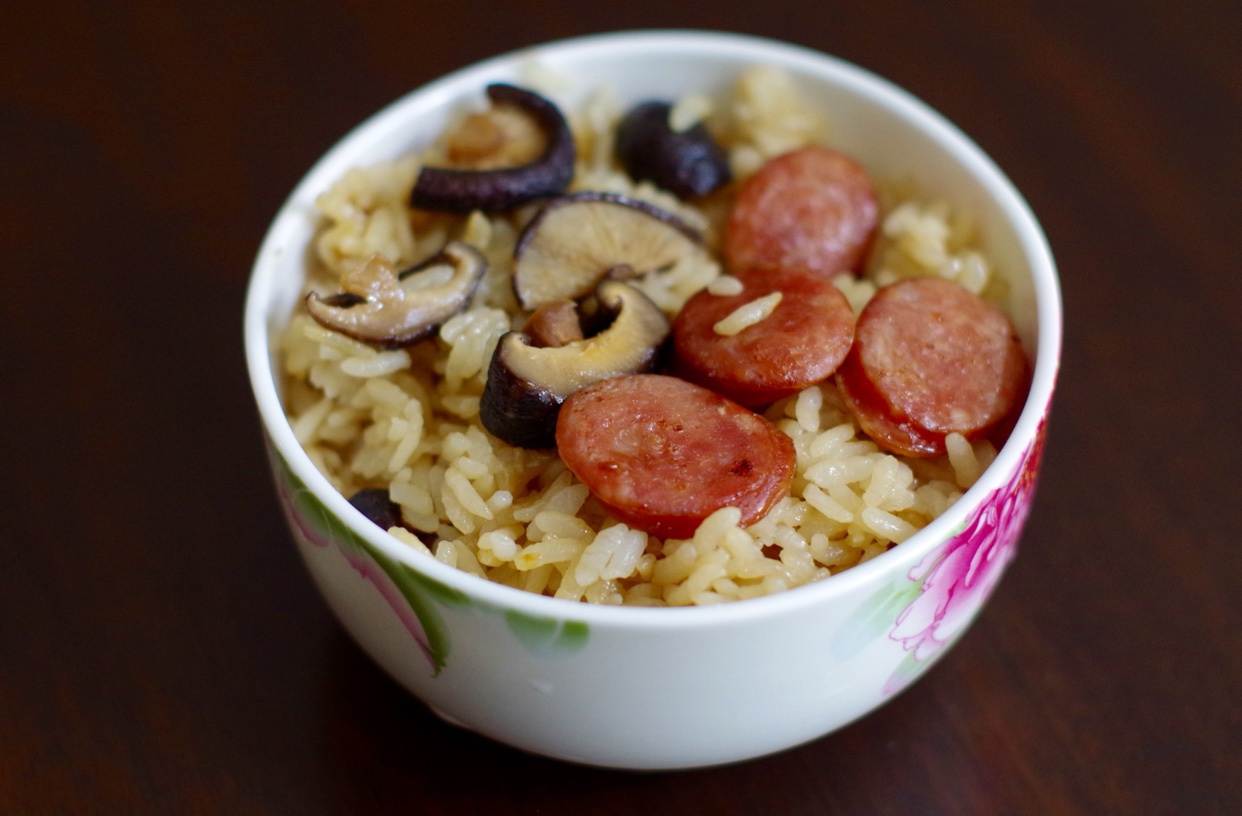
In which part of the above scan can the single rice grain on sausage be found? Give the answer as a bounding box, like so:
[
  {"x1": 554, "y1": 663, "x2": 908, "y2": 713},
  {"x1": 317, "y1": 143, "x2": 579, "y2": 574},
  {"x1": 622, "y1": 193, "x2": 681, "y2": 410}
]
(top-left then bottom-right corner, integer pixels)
[{"x1": 671, "y1": 264, "x2": 856, "y2": 407}]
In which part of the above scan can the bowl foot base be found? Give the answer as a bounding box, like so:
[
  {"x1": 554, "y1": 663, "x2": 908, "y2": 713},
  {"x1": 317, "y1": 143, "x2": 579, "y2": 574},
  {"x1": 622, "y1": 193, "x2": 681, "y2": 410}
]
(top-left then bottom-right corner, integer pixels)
[{"x1": 428, "y1": 704, "x2": 473, "y2": 732}]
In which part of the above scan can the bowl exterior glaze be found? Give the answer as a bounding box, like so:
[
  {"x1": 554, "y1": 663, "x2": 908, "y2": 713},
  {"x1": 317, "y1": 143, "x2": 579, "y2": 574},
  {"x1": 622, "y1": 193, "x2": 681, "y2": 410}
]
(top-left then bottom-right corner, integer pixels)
[{"x1": 245, "y1": 30, "x2": 1060, "y2": 769}]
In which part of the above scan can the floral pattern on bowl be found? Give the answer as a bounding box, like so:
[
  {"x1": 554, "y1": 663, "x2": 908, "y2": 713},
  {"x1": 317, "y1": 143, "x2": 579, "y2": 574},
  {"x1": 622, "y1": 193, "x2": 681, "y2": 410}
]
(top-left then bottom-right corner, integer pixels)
[
  {"x1": 268, "y1": 445, "x2": 591, "y2": 677},
  {"x1": 832, "y1": 419, "x2": 1048, "y2": 693},
  {"x1": 882, "y1": 419, "x2": 1048, "y2": 693}
]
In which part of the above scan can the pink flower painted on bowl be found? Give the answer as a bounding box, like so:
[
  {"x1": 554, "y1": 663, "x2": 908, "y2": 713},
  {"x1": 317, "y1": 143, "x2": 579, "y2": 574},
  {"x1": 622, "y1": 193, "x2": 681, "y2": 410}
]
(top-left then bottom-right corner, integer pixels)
[
  {"x1": 265, "y1": 442, "x2": 590, "y2": 675},
  {"x1": 265, "y1": 442, "x2": 468, "y2": 675},
  {"x1": 883, "y1": 421, "x2": 1047, "y2": 694}
]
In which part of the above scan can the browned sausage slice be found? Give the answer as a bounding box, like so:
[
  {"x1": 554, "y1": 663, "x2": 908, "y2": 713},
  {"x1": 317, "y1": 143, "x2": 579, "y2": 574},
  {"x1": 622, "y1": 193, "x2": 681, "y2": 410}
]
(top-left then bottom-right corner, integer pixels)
[
  {"x1": 837, "y1": 277, "x2": 1027, "y2": 457},
  {"x1": 555, "y1": 374, "x2": 796, "y2": 539},
  {"x1": 835, "y1": 350, "x2": 947, "y2": 458},
  {"x1": 671, "y1": 265, "x2": 855, "y2": 407},
  {"x1": 723, "y1": 146, "x2": 879, "y2": 280}
]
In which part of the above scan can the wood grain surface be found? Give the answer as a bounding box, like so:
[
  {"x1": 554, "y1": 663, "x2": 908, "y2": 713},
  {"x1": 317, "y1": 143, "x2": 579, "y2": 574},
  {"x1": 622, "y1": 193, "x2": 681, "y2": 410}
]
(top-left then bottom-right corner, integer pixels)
[{"x1": 2, "y1": 1, "x2": 1238, "y2": 813}]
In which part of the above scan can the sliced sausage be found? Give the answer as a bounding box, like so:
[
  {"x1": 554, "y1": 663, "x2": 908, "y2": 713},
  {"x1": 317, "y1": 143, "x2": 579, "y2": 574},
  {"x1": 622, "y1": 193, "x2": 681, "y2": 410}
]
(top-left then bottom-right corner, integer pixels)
[
  {"x1": 835, "y1": 351, "x2": 947, "y2": 457},
  {"x1": 837, "y1": 277, "x2": 1028, "y2": 457},
  {"x1": 723, "y1": 146, "x2": 879, "y2": 280},
  {"x1": 555, "y1": 374, "x2": 795, "y2": 539},
  {"x1": 671, "y1": 265, "x2": 855, "y2": 407}
]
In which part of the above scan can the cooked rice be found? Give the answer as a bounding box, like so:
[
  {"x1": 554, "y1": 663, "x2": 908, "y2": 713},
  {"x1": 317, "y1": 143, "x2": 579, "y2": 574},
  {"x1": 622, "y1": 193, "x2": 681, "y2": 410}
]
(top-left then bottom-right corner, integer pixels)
[
  {"x1": 280, "y1": 65, "x2": 1004, "y2": 606},
  {"x1": 713, "y1": 291, "x2": 783, "y2": 336},
  {"x1": 669, "y1": 94, "x2": 714, "y2": 133},
  {"x1": 706, "y1": 275, "x2": 745, "y2": 297}
]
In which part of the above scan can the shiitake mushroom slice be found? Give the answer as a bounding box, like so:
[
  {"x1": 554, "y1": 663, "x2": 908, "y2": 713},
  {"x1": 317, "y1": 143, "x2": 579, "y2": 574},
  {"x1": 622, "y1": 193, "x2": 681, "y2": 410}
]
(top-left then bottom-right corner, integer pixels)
[
  {"x1": 305, "y1": 241, "x2": 487, "y2": 348},
  {"x1": 511, "y1": 191, "x2": 704, "y2": 310},
  {"x1": 615, "y1": 101, "x2": 731, "y2": 198},
  {"x1": 348, "y1": 487, "x2": 406, "y2": 531},
  {"x1": 480, "y1": 280, "x2": 671, "y2": 449},
  {"x1": 409, "y1": 84, "x2": 575, "y2": 212}
]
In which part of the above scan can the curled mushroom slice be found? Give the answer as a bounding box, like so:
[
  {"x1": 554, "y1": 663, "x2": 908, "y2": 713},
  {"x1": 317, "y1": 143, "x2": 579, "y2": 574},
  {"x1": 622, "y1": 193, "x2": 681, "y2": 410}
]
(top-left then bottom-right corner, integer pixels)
[
  {"x1": 480, "y1": 280, "x2": 671, "y2": 448},
  {"x1": 305, "y1": 241, "x2": 487, "y2": 348},
  {"x1": 615, "y1": 101, "x2": 731, "y2": 198},
  {"x1": 348, "y1": 487, "x2": 406, "y2": 532},
  {"x1": 512, "y1": 191, "x2": 704, "y2": 310},
  {"x1": 409, "y1": 84, "x2": 575, "y2": 212}
]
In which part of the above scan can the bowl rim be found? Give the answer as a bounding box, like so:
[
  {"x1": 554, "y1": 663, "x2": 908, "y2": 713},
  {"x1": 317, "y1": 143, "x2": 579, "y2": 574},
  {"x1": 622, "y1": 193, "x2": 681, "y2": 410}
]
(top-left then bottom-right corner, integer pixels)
[{"x1": 244, "y1": 28, "x2": 1061, "y2": 630}]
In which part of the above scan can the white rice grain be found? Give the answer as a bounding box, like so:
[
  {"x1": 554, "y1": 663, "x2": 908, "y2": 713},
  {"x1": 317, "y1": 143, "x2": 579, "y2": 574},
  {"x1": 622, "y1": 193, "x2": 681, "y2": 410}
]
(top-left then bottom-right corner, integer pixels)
[
  {"x1": 340, "y1": 349, "x2": 411, "y2": 378},
  {"x1": 388, "y1": 527, "x2": 433, "y2": 556},
  {"x1": 441, "y1": 486, "x2": 478, "y2": 535},
  {"x1": 706, "y1": 275, "x2": 745, "y2": 296},
  {"x1": 536, "y1": 480, "x2": 591, "y2": 519},
  {"x1": 291, "y1": 398, "x2": 333, "y2": 445},
  {"x1": 810, "y1": 533, "x2": 855, "y2": 568},
  {"x1": 575, "y1": 524, "x2": 647, "y2": 585},
  {"x1": 860, "y1": 507, "x2": 917, "y2": 543},
  {"x1": 862, "y1": 457, "x2": 914, "y2": 510},
  {"x1": 624, "y1": 582, "x2": 663, "y2": 606},
  {"x1": 477, "y1": 527, "x2": 520, "y2": 564},
  {"x1": 669, "y1": 93, "x2": 714, "y2": 132},
  {"x1": 805, "y1": 453, "x2": 883, "y2": 488},
  {"x1": 304, "y1": 321, "x2": 377, "y2": 358},
  {"x1": 832, "y1": 272, "x2": 877, "y2": 315},
  {"x1": 651, "y1": 539, "x2": 699, "y2": 586},
  {"x1": 529, "y1": 510, "x2": 593, "y2": 543},
  {"x1": 804, "y1": 483, "x2": 855, "y2": 523},
  {"x1": 807, "y1": 422, "x2": 862, "y2": 459},
  {"x1": 386, "y1": 419, "x2": 423, "y2": 474},
  {"x1": 516, "y1": 538, "x2": 585, "y2": 571},
  {"x1": 945, "y1": 432, "x2": 980, "y2": 488},
  {"x1": 713, "y1": 291, "x2": 783, "y2": 336},
  {"x1": 433, "y1": 539, "x2": 457, "y2": 568},
  {"x1": 444, "y1": 468, "x2": 492, "y2": 520},
  {"x1": 450, "y1": 455, "x2": 489, "y2": 481},
  {"x1": 486, "y1": 489, "x2": 513, "y2": 515},
  {"x1": 520, "y1": 563, "x2": 554, "y2": 595},
  {"x1": 668, "y1": 551, "x2": 729, "y2": 605},
  {"x1": 361, "y1": 377, "x2": 409, "y2": 411}
]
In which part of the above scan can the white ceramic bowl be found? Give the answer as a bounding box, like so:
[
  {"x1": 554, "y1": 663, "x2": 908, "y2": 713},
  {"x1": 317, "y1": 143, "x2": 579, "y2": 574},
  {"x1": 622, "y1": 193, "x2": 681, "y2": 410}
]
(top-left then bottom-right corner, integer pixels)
[{"x1": 244, "y1": 30, "x2": 1060, "y2": 769}]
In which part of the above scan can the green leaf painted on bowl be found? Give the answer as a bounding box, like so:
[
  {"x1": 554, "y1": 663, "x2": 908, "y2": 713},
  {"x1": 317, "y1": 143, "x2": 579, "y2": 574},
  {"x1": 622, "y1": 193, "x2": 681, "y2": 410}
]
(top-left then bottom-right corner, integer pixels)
[
  {"x1": 269, "y1": 442, "x2": 591, "y2": 666},
  {"x1": 397, "y1": 565, "x2": 472, "y2": 610},
  {"x1": 356, "y1": 540, "x2": 454, "y2": 676},
  {"x1": 831, "y1": 574, "x2": 928, "y2": 660},
  {"x1": 269, "y1": 446, "x2": 454, "y2": 675},
  {"x1": 504, "y1": 610, "x2": 589, "y2": 658},
  {"x1": 885, "y1": 652, "x2": 926, "y2": 693}
]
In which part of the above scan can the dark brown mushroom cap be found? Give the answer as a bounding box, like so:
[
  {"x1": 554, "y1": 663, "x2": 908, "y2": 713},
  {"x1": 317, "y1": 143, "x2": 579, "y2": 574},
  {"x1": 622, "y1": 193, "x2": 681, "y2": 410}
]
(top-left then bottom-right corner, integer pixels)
[
  {"x1": 615, "y1": 101, "x2": 731, "y2": 198},
  {"x1": 347, "y1": 487, "x2": 406, "y2": 532},
  {"x1": 409, "y1": 84, "x2": 575, "y2": 212},
  {"x1": 304, "y1": 241, "x2": 487, "y2": 348},
  {"x1": 511, "y1": 191, "x2": 704, "y2": 310},
  {"x1": 480, "y1": 280, "x2": 672, "y2": 448}
]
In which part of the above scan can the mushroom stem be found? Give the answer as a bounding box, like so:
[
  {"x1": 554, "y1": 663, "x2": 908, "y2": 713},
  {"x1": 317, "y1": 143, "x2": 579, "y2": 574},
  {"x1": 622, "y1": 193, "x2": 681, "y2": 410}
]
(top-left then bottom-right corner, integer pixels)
[{"x1": 480, "y1": 281, "x2": 671, "y2": 448}]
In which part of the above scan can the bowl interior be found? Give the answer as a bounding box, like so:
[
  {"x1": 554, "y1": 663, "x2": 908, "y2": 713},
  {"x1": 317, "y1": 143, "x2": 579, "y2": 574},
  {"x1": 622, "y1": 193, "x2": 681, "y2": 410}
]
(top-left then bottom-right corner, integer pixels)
[{"x1": 245, "y1": 30, "x2": 1060, "y2": 624}]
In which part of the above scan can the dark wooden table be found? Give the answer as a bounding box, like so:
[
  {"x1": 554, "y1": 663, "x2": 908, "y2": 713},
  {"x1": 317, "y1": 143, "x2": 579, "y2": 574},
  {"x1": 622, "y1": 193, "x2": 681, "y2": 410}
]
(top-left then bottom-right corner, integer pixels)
[{"x1": 4, "y1": 2, "x2": 1239, "y2": 813}]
